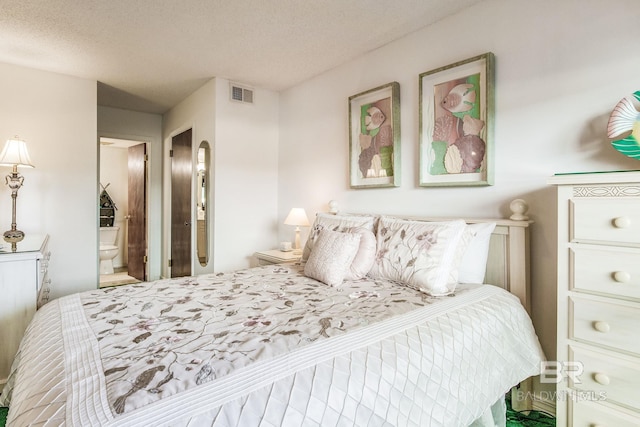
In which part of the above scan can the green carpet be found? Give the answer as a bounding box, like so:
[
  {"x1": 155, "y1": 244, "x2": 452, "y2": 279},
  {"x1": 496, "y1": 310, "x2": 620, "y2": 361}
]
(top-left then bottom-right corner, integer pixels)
[
  {"x1": 506, "y1": 397, "x2": 555, "y2": 427},
  {"x1": 0, "y1": 407, "x2": 7, "y2": 427}
]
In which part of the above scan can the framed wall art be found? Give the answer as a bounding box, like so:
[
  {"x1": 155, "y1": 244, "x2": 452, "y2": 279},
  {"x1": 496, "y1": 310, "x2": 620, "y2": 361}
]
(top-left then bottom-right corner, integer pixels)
[
  {"x1": 349, "y1": 81, "x2": 400, "y2": 188},
  {"x1": 419, "y1": 53, "x2": 494, "y2": 187}
]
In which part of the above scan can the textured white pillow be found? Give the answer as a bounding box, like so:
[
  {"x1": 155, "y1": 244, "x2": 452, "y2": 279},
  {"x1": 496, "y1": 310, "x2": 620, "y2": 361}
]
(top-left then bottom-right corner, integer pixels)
[
  {"x1": 368, "y1": 217, "x2": 467, "y2": 296},
  {"x1": 302, "y1": 213, "x2": 375, "y2": 261},
  {"x1": 458, "y1": 222, "x2": 496, "y2": 284},
  {"x1": 344, "y1": 227, "x2": 377, "y2": 280},
  {"x1": 304, "y1": 229, "x2": 361, "y2": 287}
]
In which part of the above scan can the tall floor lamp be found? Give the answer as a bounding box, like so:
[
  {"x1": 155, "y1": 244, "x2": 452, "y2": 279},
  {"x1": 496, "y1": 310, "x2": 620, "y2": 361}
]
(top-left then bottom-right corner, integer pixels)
[
  {"x1": 284, "y1": 208, "x2": 310, "y2": 255},
  {"x1": 0, "y1": 137, "x2": 34, "y2": 243}
]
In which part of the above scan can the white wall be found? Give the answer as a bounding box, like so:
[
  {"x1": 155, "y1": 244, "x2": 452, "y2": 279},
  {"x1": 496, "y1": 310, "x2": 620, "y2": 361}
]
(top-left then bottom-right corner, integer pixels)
[
  {"x1": 163, "y1": 78, "x2": 279, "y2": 276},
  {"x1": 213, "y1": 79, "x2": 280, "y2": 271},
  {"x1": 98, "y1": 106, "x2": 163, "y2": 280},
  {"x1": 0, "y1": 61, "x2": 97, "y2": 299},
  {"x1": 278, "y1": 0, "x2": 640, "y2": 407}
]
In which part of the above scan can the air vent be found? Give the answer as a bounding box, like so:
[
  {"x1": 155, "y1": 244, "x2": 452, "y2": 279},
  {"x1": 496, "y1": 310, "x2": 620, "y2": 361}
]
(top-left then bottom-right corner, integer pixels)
[{"x1": 230, "y1": 83, "x2": 254, "y2": 104}]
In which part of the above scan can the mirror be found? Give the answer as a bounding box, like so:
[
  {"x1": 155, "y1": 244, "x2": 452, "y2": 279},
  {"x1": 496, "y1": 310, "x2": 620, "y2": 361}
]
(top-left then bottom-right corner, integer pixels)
[{"x1": 196, "y1": 141, "x2": 210, "y2": 266}]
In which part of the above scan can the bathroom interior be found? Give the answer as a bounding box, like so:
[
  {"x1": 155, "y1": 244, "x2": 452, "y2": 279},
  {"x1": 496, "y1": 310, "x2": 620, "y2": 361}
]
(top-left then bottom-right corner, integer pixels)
[{"x1": 98, "y1": 137, "x2": 144, "y2": 287}]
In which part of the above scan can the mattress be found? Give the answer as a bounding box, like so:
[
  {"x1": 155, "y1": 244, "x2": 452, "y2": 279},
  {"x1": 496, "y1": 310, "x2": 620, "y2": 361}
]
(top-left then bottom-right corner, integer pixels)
[{"x1": 2, "y1": 263, "x2": 544, "y2": 426}]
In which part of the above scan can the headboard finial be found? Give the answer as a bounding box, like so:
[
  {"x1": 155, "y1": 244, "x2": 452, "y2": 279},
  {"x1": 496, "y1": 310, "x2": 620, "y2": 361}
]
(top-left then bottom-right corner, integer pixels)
[
  {"x1": 328, "y1": 200, "x2": 339, "y2": 214},
  {"x1": 509, "y1": 199, "x2": 529, "y2": 221}
]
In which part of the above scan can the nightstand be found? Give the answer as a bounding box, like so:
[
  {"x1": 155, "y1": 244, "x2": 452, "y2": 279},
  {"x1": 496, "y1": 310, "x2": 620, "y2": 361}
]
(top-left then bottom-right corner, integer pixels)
[
  {"x1": 254, "y1": 249, "x2": 301, "y2": 266},
  {"x1": 0, "y1": 234, "x2": 50, "y2": 391}
]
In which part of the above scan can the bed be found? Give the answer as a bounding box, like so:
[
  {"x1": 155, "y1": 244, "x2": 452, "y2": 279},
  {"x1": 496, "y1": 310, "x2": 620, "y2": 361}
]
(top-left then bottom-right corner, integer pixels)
[{"x1": 1, "y1": 203, "x2": 544, "y2": 426}]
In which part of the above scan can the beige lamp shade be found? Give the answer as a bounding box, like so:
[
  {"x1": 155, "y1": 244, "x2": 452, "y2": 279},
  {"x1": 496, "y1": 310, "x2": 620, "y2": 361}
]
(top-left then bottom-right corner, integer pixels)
[
  {"x1": 284, "y1": 208, "x2": 310, "y2": 226},
  {"x1": 0, "y1": 138, "x2": 34, "y2": 168}
]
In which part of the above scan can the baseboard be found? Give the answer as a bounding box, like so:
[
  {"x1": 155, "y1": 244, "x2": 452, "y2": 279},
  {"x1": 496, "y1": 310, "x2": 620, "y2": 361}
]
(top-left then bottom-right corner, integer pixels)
[{"x1": 533, "y1": 398, "x2": 556, "y2": 417}]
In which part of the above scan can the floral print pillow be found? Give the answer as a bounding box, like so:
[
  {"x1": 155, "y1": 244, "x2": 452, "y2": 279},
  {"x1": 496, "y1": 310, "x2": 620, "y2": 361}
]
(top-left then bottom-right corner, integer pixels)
[{"x1": 368, "y1": 217, "x2": 468, "y2": 296}]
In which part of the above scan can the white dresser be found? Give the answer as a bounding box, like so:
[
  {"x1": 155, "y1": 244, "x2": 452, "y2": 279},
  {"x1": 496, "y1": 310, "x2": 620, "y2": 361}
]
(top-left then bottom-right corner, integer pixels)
[
  {"x1": 549, "y1": 172, "x2": 640, "y2": 426},
  {"x1": 0, "y1": 234, "x2": 50, "y2": 391}
]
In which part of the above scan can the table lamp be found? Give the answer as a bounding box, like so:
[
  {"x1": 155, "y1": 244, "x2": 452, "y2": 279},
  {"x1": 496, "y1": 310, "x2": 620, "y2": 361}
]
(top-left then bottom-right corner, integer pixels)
[
  {"x1": 0, "y1": 137, "x2": 34, "y2": 243},
  {"x1": 284, "y1": 208, "x2": 310, "y2": 254}
]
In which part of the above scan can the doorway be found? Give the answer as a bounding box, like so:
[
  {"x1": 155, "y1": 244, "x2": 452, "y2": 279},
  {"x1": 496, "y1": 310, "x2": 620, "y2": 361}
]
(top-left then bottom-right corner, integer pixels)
[{"x1": 99, "y1": 137, "x2": 148, "y2": 287}]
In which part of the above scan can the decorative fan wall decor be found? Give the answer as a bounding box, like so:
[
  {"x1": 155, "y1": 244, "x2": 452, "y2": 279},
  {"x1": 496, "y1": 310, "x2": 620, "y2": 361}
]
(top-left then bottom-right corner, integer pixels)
[{"x1": 607, "y1": 90, "x2": 640, "y2": 160}]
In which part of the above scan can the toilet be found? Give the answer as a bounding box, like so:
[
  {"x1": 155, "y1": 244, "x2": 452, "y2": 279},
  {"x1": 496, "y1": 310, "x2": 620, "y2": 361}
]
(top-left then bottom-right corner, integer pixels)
[{"x1": 99, "y1": 226, "x2": 120, "y2": 275}]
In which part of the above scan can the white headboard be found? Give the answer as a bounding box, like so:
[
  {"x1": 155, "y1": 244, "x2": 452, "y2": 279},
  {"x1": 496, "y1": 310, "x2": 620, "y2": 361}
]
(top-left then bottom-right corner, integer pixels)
[{"x1": 328, "y1": 199, "x2": 532, "y2": 313}]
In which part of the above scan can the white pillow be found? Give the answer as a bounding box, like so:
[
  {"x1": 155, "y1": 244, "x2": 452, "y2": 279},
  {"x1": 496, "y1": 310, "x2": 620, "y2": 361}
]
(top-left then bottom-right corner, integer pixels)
[
  {"x1": 304, "y1": 229, "x2": 361, "y2": 287},
  {"x1": 368, "y1": 217, "x2": 468, "y2": 296},
  {"x1": 302, "y1": 213, "x2": 375, "y2": 261},
  {"x1": 458, "y1": 222, "x2": 496, "y2": 284},
  {"x1": 344, "y1": 227, "x2": 377, "y2": 280}
]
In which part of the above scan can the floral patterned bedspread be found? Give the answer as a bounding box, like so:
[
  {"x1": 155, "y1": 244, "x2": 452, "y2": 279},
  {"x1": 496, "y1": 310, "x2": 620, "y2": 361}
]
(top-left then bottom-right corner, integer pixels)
[
  {"x1": 82, "y1": 263, "x2": 467, "y2": 415},
  {"x1": 5, "y1": 262, "x2": 544, "y2": 426}
]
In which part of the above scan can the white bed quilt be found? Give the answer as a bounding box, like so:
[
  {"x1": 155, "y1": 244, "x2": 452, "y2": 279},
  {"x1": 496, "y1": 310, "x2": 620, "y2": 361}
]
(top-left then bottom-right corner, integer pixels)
[{"x1": 3, "y1": 263, "x2": 544, "y2": 426}]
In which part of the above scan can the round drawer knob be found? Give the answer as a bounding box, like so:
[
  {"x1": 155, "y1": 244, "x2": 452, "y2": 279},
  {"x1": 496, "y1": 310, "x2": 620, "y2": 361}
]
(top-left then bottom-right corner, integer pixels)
[
  {"x1": 593, "y1": 321, "x2": 610, "y2": 333},
  {"x1": 612, "y1": 216, "x2": 631, "y2": 228},
  {"x1": 613, "y1": 271, "x2": 631, "y2": 283},
  {"x1": 593, "y1": 373, "x2": 610, "y2": 385}
]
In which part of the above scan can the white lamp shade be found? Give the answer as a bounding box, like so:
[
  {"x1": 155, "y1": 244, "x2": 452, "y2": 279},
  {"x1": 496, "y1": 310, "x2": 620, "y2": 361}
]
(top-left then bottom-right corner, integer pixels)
[
  {"x1": 284, "y1": 208, "x2": 310, "y2": 226},
  {"x1": 0, "y1": 138, "x2": 34, "y2": 168}
]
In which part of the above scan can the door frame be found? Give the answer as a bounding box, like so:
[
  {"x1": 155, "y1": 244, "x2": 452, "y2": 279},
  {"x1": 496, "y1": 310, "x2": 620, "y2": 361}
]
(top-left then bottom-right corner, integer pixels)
[
  {"x1": 98, "y1": 136, "x2": 150, "y2": 285},
  {"x1": 163, "y1": 124, "x2": 216, "y2": 278}
]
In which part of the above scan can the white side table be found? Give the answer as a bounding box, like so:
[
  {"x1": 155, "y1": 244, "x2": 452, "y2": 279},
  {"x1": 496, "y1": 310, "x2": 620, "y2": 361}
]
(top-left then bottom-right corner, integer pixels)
[
  {"x1": 0, "y1": 234, "x2": 50, "y2": 391},
  {"x1": 254, "y1": 249, "x2": 301, "y2": 266}
]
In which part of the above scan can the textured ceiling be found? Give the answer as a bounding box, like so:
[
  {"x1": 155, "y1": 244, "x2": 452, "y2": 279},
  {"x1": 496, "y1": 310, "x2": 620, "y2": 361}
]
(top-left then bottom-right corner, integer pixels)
[{"x1": 0, "y1": 0, "x2": 482, "y2": 114}]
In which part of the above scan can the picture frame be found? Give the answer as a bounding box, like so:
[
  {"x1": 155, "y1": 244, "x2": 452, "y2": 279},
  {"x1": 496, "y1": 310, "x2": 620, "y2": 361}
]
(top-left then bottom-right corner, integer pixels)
[
  {"x1": 419, "y1": 53, "x2": 495, "y2": 187},
  {"x1": 349, "y1": 81, "x2": 400, "y2": 188}
]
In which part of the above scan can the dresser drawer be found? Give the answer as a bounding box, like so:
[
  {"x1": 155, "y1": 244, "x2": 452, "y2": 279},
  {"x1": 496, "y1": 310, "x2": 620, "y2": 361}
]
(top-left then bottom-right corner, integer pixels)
[
  {"x1": 571, "y1": 297, "x2": 640, "y2": 355},
  {"x1": 571, "y1": 198, "x2": 640, "y2": 245},
  {"x1": 570, "y1": 346, "x2": 640, "y2": 412},
  {"x1": 571, "y1": 246, "x2": 640, "y2": 300},
  {"x1": 571, "y1": 399, "x2": 640, "y2": 427}
]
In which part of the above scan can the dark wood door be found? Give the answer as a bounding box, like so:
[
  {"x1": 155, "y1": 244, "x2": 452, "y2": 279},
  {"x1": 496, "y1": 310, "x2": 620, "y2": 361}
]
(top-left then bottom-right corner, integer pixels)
[
  {"x1": 171, "y1": 129, "x2": 192, "y2": 278},
  {"x1": 128, "y1": 143, "x2": 147, "y2": 281}
]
